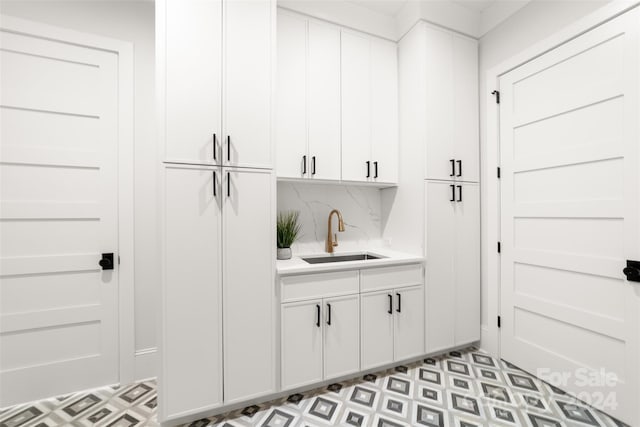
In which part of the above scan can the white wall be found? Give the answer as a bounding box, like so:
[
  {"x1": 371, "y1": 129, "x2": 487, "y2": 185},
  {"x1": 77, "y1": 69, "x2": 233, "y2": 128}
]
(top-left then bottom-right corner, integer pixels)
[
  {"x1": 478, "y1": 0, "x2": 611, "y2": 335},
  {"x1": 0, "y1": 0, "x2": 158, "y2": 378}
]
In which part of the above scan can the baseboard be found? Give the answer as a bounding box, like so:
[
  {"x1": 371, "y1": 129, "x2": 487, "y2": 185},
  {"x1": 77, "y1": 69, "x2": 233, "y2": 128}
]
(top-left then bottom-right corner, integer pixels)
[{"x1": 134, "y1": 347, "x2": 157, "y2": 381}]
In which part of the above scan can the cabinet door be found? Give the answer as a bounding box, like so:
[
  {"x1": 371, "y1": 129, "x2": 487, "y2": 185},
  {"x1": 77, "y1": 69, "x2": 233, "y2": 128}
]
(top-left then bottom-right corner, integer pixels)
[
  {"x1": 424, "y1": 181, "x2": 456, "y2": 353},
  {"x1": 454, "y1": 183, "x2": 480, "y2": 344},
  {"x1": 275, "y1": 11, "x2": 307, "y2": 179},
  {"x1": 163, "y1": 0, "x2": 222, "y2": 165},
  {"x1": 324, "y1": 294, "x2": 360, "y2": 379},
  {"x1": 424, "y1": 26, "x2": 454, "y2": 181},
  {"x1": 341, "y1": 30, "x2": 371, "y2": 182},
  {"x1": 224, "y1": 0, "x2": 273, "y2": 168},
  {"x1": 281, "y1": 300, "x2": 323, "y2": 390},
  {"x1": 223, "y1": 169, "x2": 274, "y2": 402},
  {"x1": 308, "y1": 21, "x2": 341, "y2": 181},
  {"x1": 452, "y1": 35, "x2": 479, "y2": 183},
  {"x1": 371, "y1": 38, "x2": 398, "y2": 184},
  {"x1": 162, "y1": 166, "x2": 222, "y2": 419},
  {"x1": 394, "y1": 285, "x2": 424, "y2": 361},
  {"x1": 360, "y1": 290, "x2": 394, "y2": 370}
]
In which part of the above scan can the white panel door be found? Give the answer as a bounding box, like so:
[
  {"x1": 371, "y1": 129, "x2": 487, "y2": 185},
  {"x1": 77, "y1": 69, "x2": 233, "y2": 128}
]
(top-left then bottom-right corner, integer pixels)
[
  {"x1": 499, "y1": 9, "x2": 639, "y2": 425},
  {"x1": 424, "y1": 181, "x2": 456, "y2": 353},
  {"x1": 224, "y1": 0, "x2": 273, "y2": 169},
  {"x1": 275, "y1": 10, "x2": 307, "y2": 179},
  {"x1": 0, "y1": 29, "x2": 119, "y2": 407},
  {"x1": 394, "y1": 285, "x2": 424, "y2": 361},
  {"x1": 341, "y1": 30, "x2": 371, "y2": 182},
  {"x1": 281, "y1": 300, "x2": 323, "y2": 390},
  {"x1": 371, "y1": 37, "x2": 398, "y2": 184},
  {"x1": 308, "y1": 20, "x2": 341, "y2": 181},
  {"x1": 223, "y1": 169, "x2": 274, "y2": 403},
  {"x1": 161, "y1": 166, "x2": 222, "y2": 419},
  {"x1": 164, "y1": 0, "x2": 222, "y2": 165},
  {"x1": 454, "y1": 183, "x2": 480, "y2": 344},
  {"x1": 452, "y1": 35, "x2": 478, "y2": 183},
  {"x1": 360, "y1": 290, "x2": 394, "y2": 370},
  {"x1": 323, "y1": 294, "x2": 360, "y2": 380}
]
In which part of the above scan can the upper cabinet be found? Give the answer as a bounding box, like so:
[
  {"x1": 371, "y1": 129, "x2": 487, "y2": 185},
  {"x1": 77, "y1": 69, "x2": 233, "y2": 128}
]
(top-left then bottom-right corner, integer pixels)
[
  {"x1": 276, "y1": 11, "x2": 341, "y2": 181},
  {"x1": 160, "y1": 0, "x2": 274, "y2": 168},
  {"x1": 275, "y1": 10, "x2": 398, "y2": 185},
  {"x1": 342, "y1": 32, "x2": 398, "y2": 184},
  {"x1": 424, "y1": 26, "x2": 478, "y2": 182}
]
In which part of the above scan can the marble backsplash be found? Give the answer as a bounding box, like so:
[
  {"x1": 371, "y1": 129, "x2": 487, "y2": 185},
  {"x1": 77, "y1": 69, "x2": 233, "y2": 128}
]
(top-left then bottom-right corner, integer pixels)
[{"x1": 277, "y1": 182, "x2": 385, "y2": 255}]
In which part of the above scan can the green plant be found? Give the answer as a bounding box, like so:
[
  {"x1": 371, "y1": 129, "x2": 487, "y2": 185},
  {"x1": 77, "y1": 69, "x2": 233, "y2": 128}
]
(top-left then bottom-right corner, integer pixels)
[{"x1": 277, "y1": 211, "x2": 301, "y2": 248}]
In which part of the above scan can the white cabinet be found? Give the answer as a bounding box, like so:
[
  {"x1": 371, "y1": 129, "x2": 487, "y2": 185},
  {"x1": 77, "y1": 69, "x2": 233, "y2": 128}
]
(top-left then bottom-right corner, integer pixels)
[
  {"x1": 222, "y1": 169, "x2": 275, "y2": 403},
  {"x1": 280, "y1": 289, "x2": 360, "y2": 390},
  {"x1": 159, "y1": 0, "x2": 273, "y2": 168},
  {"x1": 424, "y1": 26, "x2": 478, "y2": 182},
  {"x1": 424, "y1": 181, "x2": 480, "y2": 353},
  {"x1": 276, "y1": 11, "x2": 341, "y2": 180},
  {"x1": 342, "y1": 32, "x2": 398, "y2": 184},
  {"x1": 161, "y1": 165, "x2": 223, "y2": 418},
  {"x1": 361, "y1": 285, "x2": 424, "y2": 370}
]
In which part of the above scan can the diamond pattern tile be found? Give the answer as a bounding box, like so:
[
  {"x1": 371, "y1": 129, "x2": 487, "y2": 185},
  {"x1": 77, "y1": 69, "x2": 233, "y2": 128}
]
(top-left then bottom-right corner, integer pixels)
[{"x1": 0, "y1": 348, "x2": 630, "y2": 427}]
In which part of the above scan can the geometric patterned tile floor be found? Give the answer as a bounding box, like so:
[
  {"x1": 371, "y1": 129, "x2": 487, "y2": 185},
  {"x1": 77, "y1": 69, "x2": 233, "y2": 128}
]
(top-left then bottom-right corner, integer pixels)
[{"x1": 0, "y1": 347, "x2": 629, "y2": 427}]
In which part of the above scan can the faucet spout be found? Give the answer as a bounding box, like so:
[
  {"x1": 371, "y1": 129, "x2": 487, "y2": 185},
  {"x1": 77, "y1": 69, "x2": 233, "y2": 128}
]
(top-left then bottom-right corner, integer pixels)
[{"x1": 326, "y1": 209, "x2": 345, "y2": 253}]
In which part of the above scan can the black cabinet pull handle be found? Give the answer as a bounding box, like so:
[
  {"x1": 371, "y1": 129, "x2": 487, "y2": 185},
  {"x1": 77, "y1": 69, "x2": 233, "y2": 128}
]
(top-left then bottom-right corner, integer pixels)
[
  {"x1": 312, "y1": 156, "x2": 316, "y2": 175},
  {"x1": 213, "y1": 134, "x2": 217, "y2": 160},
  {"x1": 457, "y1": 185, "x2": 462, "y2": 202},
  {"x1": 457, "y1": 160, "x2": 462, "y2": 177},
  {"x1": 302, "y1": 155, "x2": 307, "y2": 175},
  {"x1": 450, "y1": 159, "x2": 455, "y2": 177},
  {"x1": 213, "y1": 171, "x2": 217, "y2": 197},
  {"x1": 366, "y1": 161, "x2": 370, "y2": 178},
  {"x1": 227, "y1": 172, "x2": 230, "y2": 197},
  {"x1": 387, "y1": 294, "x2": 393, "y2": 314},
  {"x1": 99, "y1": 253, "x2": 114, "y2": 270},
  {"x1": 396, "y1": 293, "x2": 401, "y2": 313},
  {"x1": 327, "y1": 303, "x2": 331, "y2": 325},
  {"x1": 450, "y1": 185, "x2": 455, "y2": 202},
  {"x1": 227, "y1": 135, "x2": 231, "y2": 162},
  {"x1": 374, "y1": 161, "x2": 378, "y2": 178},
  {"x1": 316, "y1": 304, "x2": 321, "y2": 327}
]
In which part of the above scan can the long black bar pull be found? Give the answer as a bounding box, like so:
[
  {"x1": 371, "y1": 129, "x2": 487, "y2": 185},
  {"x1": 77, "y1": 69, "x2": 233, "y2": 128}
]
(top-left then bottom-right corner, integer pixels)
[
  {"x1": 227, "y1": 172, "x2": 231, "y2": 197},
  {"x1": 302, "y1": 155, "x2": 307, "y2": 175},
  {"x1": 213, "y1": 133, "x2": 217, "y2": 161},
  {"x1": 327, "y1": 303, "x2": 332, "y2": 325},
  {"x1": 374, "y1": 161, "x2": 378, "y2": 179},
  {"x1": 396, "y1": 293, "x2": 402, "y2": 313},
  {"x1": 312, "y1": 156, "x2": 316, "y2": 175},
  {"x1": 316, "y1": 304, "x2": 321, "y2": 327},
  {"x1": 450, "y1": 159, "x2": 455, "y2": 177},
  {"x1": 227, "y1": 135, "x2": 231, "y2": 162},
  {"x1": 457, "y1": 185, "x2": 462, "y2": 202},
  {"x1": 450, "y1": 185, "x2": 455, "y2": 202},
  {"x1": 387, "y1": 294, "x2": 393, "y2": 314},
  {"x1": 366, "y1": 161, "x2": 371, "y2": 178},
  {"x1": 213, "y1": 171, "x2": 217, "y2": 197},
  {"x1": 456, "y1": 160, "x2": 462, "y2": 177}
]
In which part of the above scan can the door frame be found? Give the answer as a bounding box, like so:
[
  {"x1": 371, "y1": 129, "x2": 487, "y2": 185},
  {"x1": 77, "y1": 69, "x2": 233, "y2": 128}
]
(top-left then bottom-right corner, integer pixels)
[{"x1": 0, "y1": 15, "x2": 136, "y2": 385}]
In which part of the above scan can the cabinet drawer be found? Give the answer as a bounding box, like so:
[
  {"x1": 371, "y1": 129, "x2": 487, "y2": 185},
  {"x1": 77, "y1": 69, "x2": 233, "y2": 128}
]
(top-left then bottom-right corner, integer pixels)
[
  {"x1": 281, "y1": 271, "x2": 359, "y2": 302},
  {"x1": 360, "y1": 264, "x2": 422, "y2": 293}
]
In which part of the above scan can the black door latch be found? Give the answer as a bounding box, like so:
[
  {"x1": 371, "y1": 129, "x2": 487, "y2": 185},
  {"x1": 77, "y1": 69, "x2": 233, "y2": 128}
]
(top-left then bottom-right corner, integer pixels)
[
  {"x1": 623, "y1": 260, "x2": 640, "y2": 282},
  {"x1": 99, "y1": 253, "x2": 114, "y2": 270}
]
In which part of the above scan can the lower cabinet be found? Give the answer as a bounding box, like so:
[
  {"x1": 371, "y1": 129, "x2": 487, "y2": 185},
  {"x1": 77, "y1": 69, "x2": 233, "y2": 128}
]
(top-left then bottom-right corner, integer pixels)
[
  {"x1": 281, "y1": 294, "x2": 359, "y2": 390},
  {"x1": 361, "y1": 285, "x2": 424, "y2": 370}
]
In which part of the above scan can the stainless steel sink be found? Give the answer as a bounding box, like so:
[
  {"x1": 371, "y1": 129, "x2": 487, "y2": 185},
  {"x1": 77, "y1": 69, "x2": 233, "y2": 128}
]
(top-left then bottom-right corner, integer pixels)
[{"x1": 302, "y1": 253, "x2": 384, "y2": 264}]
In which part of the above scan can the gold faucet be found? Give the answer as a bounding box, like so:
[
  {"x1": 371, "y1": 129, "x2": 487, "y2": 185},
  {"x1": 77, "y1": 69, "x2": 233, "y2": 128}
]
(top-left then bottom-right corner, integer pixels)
[{"x1": 326, "y1": 209, "x2": 345, "y2": 253}]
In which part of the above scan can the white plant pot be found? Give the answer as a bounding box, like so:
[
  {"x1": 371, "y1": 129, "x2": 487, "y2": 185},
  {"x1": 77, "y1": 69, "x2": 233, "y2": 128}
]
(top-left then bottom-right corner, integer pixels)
[{"x1": 277, "y1": 247, "x2": 292, "y2": 260}]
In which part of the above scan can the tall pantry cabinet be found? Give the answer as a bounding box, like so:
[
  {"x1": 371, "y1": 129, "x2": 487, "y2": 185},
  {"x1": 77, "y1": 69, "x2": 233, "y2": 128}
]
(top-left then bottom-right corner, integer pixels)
[{"x1": 157, "y1": 0, "x2": 276, "y2": 423}]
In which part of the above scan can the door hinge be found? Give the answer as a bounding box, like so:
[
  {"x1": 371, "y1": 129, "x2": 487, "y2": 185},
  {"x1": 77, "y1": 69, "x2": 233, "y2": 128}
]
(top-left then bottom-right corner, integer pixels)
[
  {"x1": 118, "y1": 255, "x2": 121, "y2": 265},
  {"x1": 497, "y1": 316, "x2": 501, "y2": 328},
  {"x1": 492, "y1": 90, "x2": 500, "y2": 104},
  {"x1": 497, "y1": 241, "x2": 501, "y2": 253},
  {"x1": 497, "y1": 167, "x2": 501, "y2": 178}
]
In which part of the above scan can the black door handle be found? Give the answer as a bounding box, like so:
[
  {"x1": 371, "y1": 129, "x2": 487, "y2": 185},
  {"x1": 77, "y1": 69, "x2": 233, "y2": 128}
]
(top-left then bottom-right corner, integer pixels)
[
  {"x1": 387, "y1": 294, "x2": 393, "y2": 314},
  {"x1": 99, "y1": 253, "x2": 114, "y2": 270},
  {"x1": 374, "y1": 161, "x2": 378, "y2": 178},
  {"x1": 213, "y1": 133, "x2": 217, "y2": 161},
  {"x1": 213, "y1": 171, "x2": 217, "y2": 197},
  {"x1": 450, "y1": 159, "x2": 455, "y2": 177},
  {"x1": 316, "y1": 304, "x2": 321, "y2": 327},
  {"x1": 450, "y1": 185, "x2": 455, "y2": 202},
  {"x1": 327, "y1": 303, "x2": 331, "y2": 325},
  {"x1": 366, "y1": 161, "x2": 370, "y2": 178},
  {"x1": 457, "y1": 185, "x2": 462, "y2": 202},
  {"x1": 312, "y1": 156, "x2": 316, "y2": 175},
  {"x1": 227, "y1": 172, "x2": 231, "y2": 197},
  {"x1": 227, "y1": 135, "x2": 231, "y2": 162},
  {"x1": 456, "y1": 160, "x2": 462, "y2": 177},
  {"x1": 302, "y1": 155, "x2": 307, "y2": 175},
  {"x1": 396, "y1": 293, "x2": 401, "y2": 313},
  {"x1": 623, "y1": 260, "x2": 640, "y2": 282}
]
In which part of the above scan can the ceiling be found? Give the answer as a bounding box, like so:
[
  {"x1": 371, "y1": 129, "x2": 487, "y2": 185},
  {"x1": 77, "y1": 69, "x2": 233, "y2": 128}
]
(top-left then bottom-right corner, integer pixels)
[{"x1": 349, "y1": 0, "x2": 501, "y2": 17}]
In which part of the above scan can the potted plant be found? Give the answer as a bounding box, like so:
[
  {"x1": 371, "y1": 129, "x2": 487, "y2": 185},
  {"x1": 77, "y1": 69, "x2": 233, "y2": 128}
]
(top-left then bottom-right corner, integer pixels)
[{"x1": 277, "y1": 210, "x2": 301, "y2": 260}]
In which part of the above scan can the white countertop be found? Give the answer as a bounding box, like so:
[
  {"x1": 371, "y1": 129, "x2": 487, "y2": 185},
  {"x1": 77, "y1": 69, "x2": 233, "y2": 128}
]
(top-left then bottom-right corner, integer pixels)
[{"x1": 276, "y1": 248, "x2": 424, "y2": 276}]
